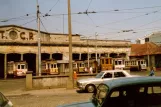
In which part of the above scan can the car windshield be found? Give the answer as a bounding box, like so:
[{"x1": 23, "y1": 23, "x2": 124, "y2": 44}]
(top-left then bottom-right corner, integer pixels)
[
  {"x1": 95, "y1": 72, "x2": 104, "y2": 78},
  {"x1": 92, "y1": 84, "x2": 109, "y2": 106}
]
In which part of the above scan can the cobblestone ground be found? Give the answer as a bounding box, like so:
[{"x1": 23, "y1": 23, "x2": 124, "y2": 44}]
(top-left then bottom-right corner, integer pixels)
[
  {"x1": 0, "y1": 71, "x2": 161, "y2": 107},
  {"x1": 0, "y1": 78, "x2": 92, "y2": 107},
  {"x1": 7, "y1": 89, "x2": 92, "y2": 107}
]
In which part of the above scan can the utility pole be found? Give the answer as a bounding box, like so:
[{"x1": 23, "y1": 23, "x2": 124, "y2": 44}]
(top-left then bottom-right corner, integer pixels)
[
  {"x1": 67, "y1": 0, "x2": 74, "y2": 89},
  {"x1": 95, "y1": 32, "x2": 98, "y2": 61},
  {"x1": 95, "y1": 32, "x2": 98, "y2": 73},
  {"x1": 87, "y1": 37, "x2": 89, "y2": 68},
  {"x1": 147, "y1": 43, "x2": 150, "y2": 68},
  {"x1": 37, "y1": 0, "x2": 41, "y2": 76},
  {"x1": 63, "y1": 14, "x2": 64, "y2": 34}
]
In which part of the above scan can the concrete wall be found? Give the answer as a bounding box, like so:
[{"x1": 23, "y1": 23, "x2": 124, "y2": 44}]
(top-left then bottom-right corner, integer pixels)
[{"x1": 32, "y1": 74, "x2": 96, "y2": 89}]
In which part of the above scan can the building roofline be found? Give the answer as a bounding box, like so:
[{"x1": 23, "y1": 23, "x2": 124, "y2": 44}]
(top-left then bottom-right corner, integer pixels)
[{"x1": 0, "y1": 24, "x2": 80, "y2": 36}]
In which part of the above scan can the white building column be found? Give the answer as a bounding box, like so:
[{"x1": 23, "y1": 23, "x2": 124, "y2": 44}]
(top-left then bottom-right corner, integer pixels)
[
  {"x1": 99, "y1": 53, "x2": 101, "y2": 58},
  {"x1": 79, "y1": 53, "x2": 81, "y2": 60},
  {"x1": 50, "y1": 53, "x2": 52, "y2": 59},
  {"x1": 21, "y1": 53, "x2": 23, "y2": 61}
]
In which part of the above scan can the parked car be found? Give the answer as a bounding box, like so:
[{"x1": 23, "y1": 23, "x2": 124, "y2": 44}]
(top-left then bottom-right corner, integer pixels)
[
  {"x1": 76, "y1": 70, "x2": 136, "y2": 93},
  {"x1": 0, "y1": 92, "x2": 13, "y2": 107},
  {"x1": 58, "y1": 76, "x2": 161, "y2": 107}
]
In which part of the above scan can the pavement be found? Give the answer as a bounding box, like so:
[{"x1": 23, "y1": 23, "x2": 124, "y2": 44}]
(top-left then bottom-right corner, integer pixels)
[
  {"x1": 0, "y1": 78, "x2": 79, "y2": 97},
  {"x1": 5, "y1": 87, "x2": 78, "y2": 97}
]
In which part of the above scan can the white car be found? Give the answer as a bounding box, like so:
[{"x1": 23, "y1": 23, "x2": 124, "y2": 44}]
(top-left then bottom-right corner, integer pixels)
[{"x1": 77, "y1": 70, "x2": 137, "y2": 93}]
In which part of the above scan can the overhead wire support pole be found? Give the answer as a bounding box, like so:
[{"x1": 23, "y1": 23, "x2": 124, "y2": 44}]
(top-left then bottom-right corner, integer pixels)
[
  {"x1": 67, "y1": 0, "x2": 74, "y2": 89},
  {"x1": 87, "y1": 37, "x2": 89, "y2": 68},
  {"x1": 95, "y1": 33, "x2": 98, "y2": 73},
  {"x1": 37, "y1": 0, "x2": 41, "y2": 76},
  {"x1": 95, "y1": 32, "x2": 98, "y2": 62}
]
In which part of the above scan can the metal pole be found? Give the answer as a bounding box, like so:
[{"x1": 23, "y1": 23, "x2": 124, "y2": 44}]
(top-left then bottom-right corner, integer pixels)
[
  {"x1": 95, "y1": 33, "x2": 98, "y2": 73},
  {"x1": 95, "y1": 32, "x2": 98, "y2": 61},
  {"x1": 67, "y1": 0, "x2": 74, "y2": 89},
  {"x1": 37, "y1": 0, "x2": 41, "y2": 76},
  {"x1": 63, "y1": 14, "x2": 64, "y2": 34},
  {"x1": 87, "y1": 38, "x2": 89, "y2": 68},
  {"x1": 147, "y1": 43, "x2": 150, "y2": 67}
]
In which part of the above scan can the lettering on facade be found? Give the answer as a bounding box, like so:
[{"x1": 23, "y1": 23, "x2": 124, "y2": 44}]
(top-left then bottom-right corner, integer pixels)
[
  {"x1": 20, "y1": 32, "x2": 34, "y2": 40},
  {"x1": 20, "y1": 32, "x2": 26, "y2": 40},
  {"x1": 0, "y1": 31, "x2": 7, "y2": 39},
  {"x1": 0, "y1": 29, "x2": 35, "y2": 40},
  {"x1": 29, "y1": 32, "x2": 34, "y2": 40}
]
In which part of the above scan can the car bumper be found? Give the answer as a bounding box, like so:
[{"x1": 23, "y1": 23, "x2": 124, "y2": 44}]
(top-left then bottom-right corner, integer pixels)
[{"x1": 76, "y1": 82, "x2": 85, "y2": 90}]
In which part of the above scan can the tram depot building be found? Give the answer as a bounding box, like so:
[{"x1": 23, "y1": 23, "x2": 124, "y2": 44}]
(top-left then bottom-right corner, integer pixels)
[{"x1": 0, "y1": 25, "x2": 131, "y2": 79}]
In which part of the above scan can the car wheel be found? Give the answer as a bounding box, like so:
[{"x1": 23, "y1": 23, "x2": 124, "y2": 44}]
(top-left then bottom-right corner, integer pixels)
[{"x1": 86, "y1": 84, "x2": 95, "y2": 93}]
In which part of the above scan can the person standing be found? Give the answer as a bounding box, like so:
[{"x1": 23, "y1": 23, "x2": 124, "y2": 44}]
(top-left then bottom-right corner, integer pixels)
[
  {"x1": 149, "y1": 67, "x2": 155, "y2": 76},
  {"x1": 89, "y1": 66, "x2": 93, "y2": 74},
  {"x1": 84, "y1": 67, "x2": 88, "y2": 73}
]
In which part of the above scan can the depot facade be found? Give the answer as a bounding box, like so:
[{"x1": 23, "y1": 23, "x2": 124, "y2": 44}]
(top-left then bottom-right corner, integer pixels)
[{"x1": 0, "y1": 25, "x2": 131, "y2": 79}]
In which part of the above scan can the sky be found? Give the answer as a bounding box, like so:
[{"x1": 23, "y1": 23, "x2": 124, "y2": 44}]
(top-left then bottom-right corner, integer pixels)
[{"x1": 1, "y1": 0, "x2": 161, "y2": 42}]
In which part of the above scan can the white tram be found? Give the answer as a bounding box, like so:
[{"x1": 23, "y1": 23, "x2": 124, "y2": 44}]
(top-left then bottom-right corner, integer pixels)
[{"x1": 125, "y1": 59, "x2": 147, "y2": 71}]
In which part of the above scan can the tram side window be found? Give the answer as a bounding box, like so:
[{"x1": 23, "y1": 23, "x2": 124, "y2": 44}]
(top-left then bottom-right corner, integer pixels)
[
  {"x1": 102, "y1": 59, "x2": 104, "y2": 64},
  {"x1": 106, "y1": 59, "x2": 109, "y2": 64},
  {"x1": 118, "y1": 61, "x2": 121, "y2": 65},
  {"x1": 51, "y1": 64, "x2": 54, "y2": 68},
  {"x1": 115, "y1": 61, "x2": 117, "y2": 65},
  {"x1": 47, "y1": 63, "x2": 50, "y2": 69},
  {"x1": 18, "y1": 65, "x2": 21, "y2": 69},
  {"x1": 125, "y1": 61, "x2": 128, "y2": 66},
  {"x1": 21, "y1": 65, "x2": 25, "y2": 69},
  {"x1": 54, "y1": 64, "x2": 57, "y2": 68}
]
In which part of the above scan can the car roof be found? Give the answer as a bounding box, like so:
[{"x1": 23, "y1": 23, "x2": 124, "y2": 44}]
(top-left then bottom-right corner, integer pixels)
[
  {"x1": 101, "y1": 70, "x2": 126, "y2": 73},
  {"x1": 102, "y1": 76, "x2": 161, "y2": 90}
]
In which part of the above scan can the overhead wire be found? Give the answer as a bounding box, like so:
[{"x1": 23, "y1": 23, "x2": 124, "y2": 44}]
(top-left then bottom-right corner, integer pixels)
[
  {"x1": 40, "y1": 18, "x2": 48, "y2": 32},
  {"x1": 21, "y1": 18, "x2": 37, "y2": 26},
  {"x1": 2, "y1": 5, "x2": 161, "y2": 23},
  {"x1": 84, "y1": 0, "x2": 98, "y2": 29},
  {"x1": 0, "y1": 13, "x2": 36, "y2": 23},
  {"x1": 40, "y1": 5, "x2": 161, "y2": 35},
  {"x1": 90, "y1": 9, "x2": 161, "y2": 39},
  {"x1": 86, "y1": 0, "x2": 93, "y2": 11},
  {"x1": 44, "y1": 0, "x2": 60, "y2": 17},
  {"x1": 100, "y1": 9, "x2": 161, "y2": 27},
  {"x1": 2, "y1": 3, "x2": 161, "y2": 41},
  {"x1": 97, "y1": 5, "x2": 161, "y2": 13}
]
